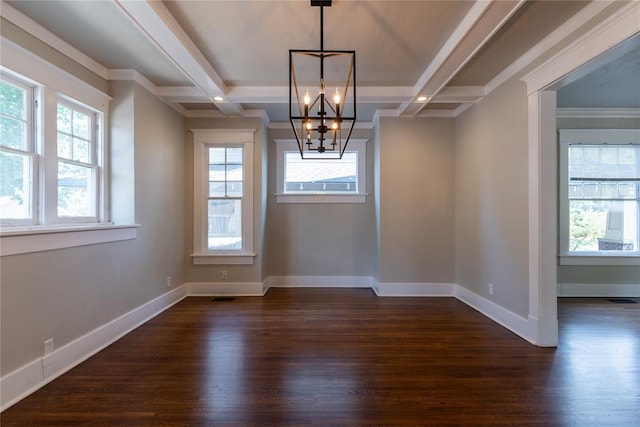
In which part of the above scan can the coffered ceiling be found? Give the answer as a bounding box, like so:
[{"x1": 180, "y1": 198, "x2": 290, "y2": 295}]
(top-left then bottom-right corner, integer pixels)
[{"x1": 6, "y1": 0, "x2": 628, "y2": 123}]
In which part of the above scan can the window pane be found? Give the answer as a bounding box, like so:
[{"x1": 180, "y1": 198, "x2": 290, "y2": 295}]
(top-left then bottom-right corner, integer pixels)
[
  {"x1": 226, "y1": 147, "x2": 243, "y2": 165},
  {"x1": 618, "y1": 183, "x2": 636, "y2": 198},
  {"x1": 569, "y1": 145, "x2": 640, "y2": 180},
  {"x1": 226, "y1": 181, "x2": 243, "y2": 197},
  {"x1": 209, "y1": 164, "x2": 225, "y2": 181},
  {"x1": 569, "y1": 200, "x2": 637, "y2": 252},
  {"x1": 72, "y1": 110, "x2": 90, "y2": 139},
  {"x1": 208, "y1": 199, "x2": 242, "y2": 250},
  {"x1": 0, "y1": 80, "x2": 25, "y2": 119},
  {"x1": 285, "y1": 152, "x2": 357, "y2": 193},
  {"x1": 57, "y1": 132, "x2": 72, "y2": 158},
  {"x1": 209, "y1": 182, "x2": 225, "y2": 197},
  {"x1": 57, "y1": 104, "x2": 72, "y2": 133},
  {"x1": 58, "y1": 161, "x2": 93, "y2": 217},
  {"x1": 209, "y1": 147, "x2": 226, "y2": 164},
  {"x1": 0, "y1": 150, "x2": 31, "y2": 219},
  {"x1": 73, "y1": 137, "x2": 90, "y2": 163},
  {"x1": 226, "y1": 164, "x2": 243, "y2": 182},
  {"x1": 0, "y1": 116, "x2": 25, "y2": 150}
]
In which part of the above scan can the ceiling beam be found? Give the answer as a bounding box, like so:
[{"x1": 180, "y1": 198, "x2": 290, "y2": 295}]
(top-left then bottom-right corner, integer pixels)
[
  {"x1": 430, "y1": 86, "x2": 485, "y2": 103},
  {"x1": 112, "y1": 0, "x2": 243, "y2": 116},
  {"x1": 399, "y1": 0, "x2": 526, "y2": 116}
]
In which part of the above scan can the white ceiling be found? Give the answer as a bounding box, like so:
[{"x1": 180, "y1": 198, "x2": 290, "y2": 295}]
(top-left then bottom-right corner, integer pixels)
[{"x1": 4, "y1": 0, "x2": 634, "y2": 122}]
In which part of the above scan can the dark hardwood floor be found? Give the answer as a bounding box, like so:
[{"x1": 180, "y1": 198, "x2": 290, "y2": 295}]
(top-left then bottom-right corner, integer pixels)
[{"x1": 2, "y1": 289, "x2": 639, "y2": 426}]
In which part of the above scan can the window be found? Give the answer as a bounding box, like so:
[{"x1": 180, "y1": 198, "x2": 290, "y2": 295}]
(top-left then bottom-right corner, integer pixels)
[
  {"x1": 0, "y1": 75, "x2": 35, "y2": 225},
  {"x1": 559, "y1": 129, "x2": 640, "y2": 264},
  {"x1": 1, "y1": 41, "x2": 134, "y2": 257},
  {"x1": 192, "y1": 129, "x2": 255, "y2": 265},
  {"x1": 56, "y1": 100, "x2": 100, "y2": 221},
  {"x1": 208, "y1": 146, "x2": 243, "y2": 251},
  {"x1": 275, "y1": 139, "x2": 368, "y2": 203},
  {"x1": 0, "y1": 69, "x2": 107, "y2": 228}
]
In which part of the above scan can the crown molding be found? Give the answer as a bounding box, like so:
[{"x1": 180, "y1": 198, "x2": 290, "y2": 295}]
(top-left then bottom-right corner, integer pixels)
[
  {"x1": 0, "y1": 0, "x2": 109, "y2": 79},
  {"x1": 522, "y1": 1, "x2": 640, "y2": 94},
  {"x1": 108, "y1": 69, "x2": 157, "y2": 95},
  {"x1": 486, "y1": 1, "x2": 616, "y2": 95},
  {"x1": 556, "y1": 108, "x2": 640, "y2": 119}
]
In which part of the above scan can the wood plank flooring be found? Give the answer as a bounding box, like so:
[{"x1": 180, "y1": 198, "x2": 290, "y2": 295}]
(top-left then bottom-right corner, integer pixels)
[{"x1": 2, "y1": 289, "x2": 639, "y2": 426}]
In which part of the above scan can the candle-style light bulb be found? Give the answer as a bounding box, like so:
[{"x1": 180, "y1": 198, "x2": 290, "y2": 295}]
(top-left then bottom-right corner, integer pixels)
[
  {"x1": 306, "y1": 120, "x2": 312, "y2": 130},
  {"x1": 333, "y1": 88, "x2": 341, "y2": 105},
  {"x1": 303, "y1": 90, "x2": 311, "y2": 118},
  {"x1": 332, "y1": 121, "x2": 338, "y2": 130}
]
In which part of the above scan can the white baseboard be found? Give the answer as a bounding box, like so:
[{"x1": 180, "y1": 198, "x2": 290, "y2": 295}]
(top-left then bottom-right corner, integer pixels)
[
  {"x1": 186, "y1": 281, "x2": 266, "y2": 296},
  {"x1": 373, "y1": 281, "x2": 455, "y2": 296},
  {"x1": 455, "y1": 286, "x2": 531, "y2": 343},
  {"x1": 557, "y1": 283, "x2": 640, "y2": 297},
  {"x1": 1, "y1": 277, "x2": 543, "y2": 412},
  {"x1": 267, "y1": 276, "x2": 373, "y2": 288},
  {"x1": 0, "y1": 286, "x2": 187, "y2": 412}
]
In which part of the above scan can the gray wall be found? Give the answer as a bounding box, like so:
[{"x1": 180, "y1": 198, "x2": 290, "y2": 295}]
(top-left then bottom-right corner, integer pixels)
[
  {"x1": 455, "y1": 77, "x2": 530, "y2": 317},
  {"x1": 0, "y1": 81, "x2": 185, "y2": 376},
  {"x1": 376, "y1": 117, "x2": 456, "y2": 284},
  {"x1": 184, "y1": 117, "x2": 267, "y2": 284},
  {"x1": 0, "y1": 17, "x2": 108, "y2": 93},
  {"x1": 556, "y1": 116, "x2": 640, "y2": 286},
  {"x1": 264, "y1": 128, "x2": 376, "y2": 278}
]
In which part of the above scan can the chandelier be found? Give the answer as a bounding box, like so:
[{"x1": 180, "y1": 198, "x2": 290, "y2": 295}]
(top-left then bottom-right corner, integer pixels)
[{"x1": 289, "y1": 0, "x2": 356, "y2": 159}]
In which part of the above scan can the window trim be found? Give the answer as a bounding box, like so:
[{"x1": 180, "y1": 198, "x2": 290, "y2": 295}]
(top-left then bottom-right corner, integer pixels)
[
  {"x1": 0, "y1": 73, "x2": 37, "y2": 227},
  {"x1": 0, "y1": 37, "x2": 130, "y2": 256},
  {"x1": 559, "y1": 129, "x2": 640, "y2": 265},
  {"x1": 54, "y1": 96, "x2": 103, "y2": 224},
  {"x1": 274, "y1": 139, "x2": 368, "y2": 204},
  {"x1": 191, "y1": 129, "x2": 256, "y2": 265}
]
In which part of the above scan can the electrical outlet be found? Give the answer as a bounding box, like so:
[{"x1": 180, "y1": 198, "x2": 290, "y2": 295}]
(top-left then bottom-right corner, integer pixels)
[
  {"x1": 489, "y1": 283, "x2": 494, "y2": 295},
  {"x1": 222, "y1": 270, "x2": 228, "y2": 280},
  {"x1": 166, "y1": 276, "x2": 172, "y2": 288},
  {"x1": 44, "y1": 338, "x2": 54, "y2": 356}
]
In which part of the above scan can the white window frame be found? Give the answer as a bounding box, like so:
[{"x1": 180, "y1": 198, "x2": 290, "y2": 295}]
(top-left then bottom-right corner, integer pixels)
[
  {"x1": 0, "y1": 73, "x2": 37, "y2": 227},
  {"x1": 0, "y1": 39, "x2": 137, "y2": 257},
  {"x1": 53, "y1": 96, "x2": 102, "y2": 224},
  {"x1": 559, "y1": 129, "x2": 640, "y2": 266},
  {"x1": 274, "y1": 139, "x2": 368, "y2": 204},
  {"x1": 191, "y1": 129, "x2": 255, "y2": 265}
]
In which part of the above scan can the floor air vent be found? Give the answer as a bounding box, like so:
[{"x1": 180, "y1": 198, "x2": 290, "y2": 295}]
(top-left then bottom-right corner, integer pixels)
[
  {"x1": 607, "y1": 298, "x2": 637, "y2": 304},
  {"x1": 212, "y1": 297, "x2": 236, "y2": 302}
]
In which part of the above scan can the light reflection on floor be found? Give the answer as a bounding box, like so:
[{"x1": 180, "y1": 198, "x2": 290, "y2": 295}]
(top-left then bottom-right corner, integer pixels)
[{"x1": 556, "y1": 299, "x2": 640, "y2": 426}]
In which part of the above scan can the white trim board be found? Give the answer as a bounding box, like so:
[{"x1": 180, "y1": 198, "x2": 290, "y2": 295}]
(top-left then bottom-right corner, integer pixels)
[
  {"x1": 557, "y1": 283, "x2": 640, "y2": 297},
  {"x1": 268, "y1": 276, "x2": 374, "y2": 289},
  {"x1": 0, "y1": 278, "x2": 539, "y2": 412},
  {"x1": 0, "y1": 286, "x2": 187, "y2": 412},
  {"x1": 186, "y1": 282, "x2": 266, "y2": 296},
  {"x1": 455, "y1": 286, "x2": 531, "y2": 344},
  {"x1": 521, "y1": 0, "x2": 640, "y2": 347},
  {"x1": 373, "y1": 282, "x2": 455, "y2": 297}
]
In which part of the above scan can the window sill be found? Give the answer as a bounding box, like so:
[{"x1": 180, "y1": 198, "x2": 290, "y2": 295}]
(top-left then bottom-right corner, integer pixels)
[
  {"x1": 0, "y1": 223, "x2": 140, "y2": 256},
  {"x1": 559, "y1": 254, "x2": 640, "y2": 266},
  {"x1": 275, "y1": 193, "x2": 368, "y2": 204},
  {"x1": 191, "y1": 252, "x2": 256, "y2": 265}
]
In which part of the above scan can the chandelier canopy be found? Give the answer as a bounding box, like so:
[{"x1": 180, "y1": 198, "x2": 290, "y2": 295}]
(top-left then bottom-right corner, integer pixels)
[{"x1": 289, "y1": 0, "x2": 356, "y2": 159}]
